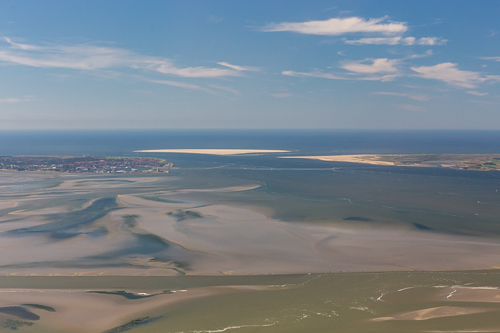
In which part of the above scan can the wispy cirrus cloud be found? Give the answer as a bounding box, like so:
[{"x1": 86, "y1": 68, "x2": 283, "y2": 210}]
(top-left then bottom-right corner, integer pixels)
[
  {"x1": 344, "y1": 36, "x2": 447, "y2": 45},
  {"x1": 411, "y1": 63, "x2": 500, "y2": 88},
  {"x1": 282, "y1": 70, "x2": 346, "y2": 80},
  {"x1": 0, "y1": 97, "x2": 34, "y2": 103},
  {"x1": 481, "y1": 57, "x2": 500, "y2": 62},
  {"x1": 146, "y1": 79, "x2": 210, "y2": 91},
  {"x1": 208, "y1": 84, "x2": 241, "y2": 95},
  {"x1": 466, "y1": 91, "x2": 488, "y2": 96},
  {"x1": 374, "y1": 91, "x2": 429, "y2": 101},
  {"x1": 217, "y1": 62, "x2": 259, "y2": 72},
  {"x1": 262, "y1": 16, "x2": 407, "y2": 35},
  {"x1": 282, "y1": 58, "x2": 402, "y2": 82},
  {"x1": 0, "y1": 37, "x2": 255, "y2": 79}
]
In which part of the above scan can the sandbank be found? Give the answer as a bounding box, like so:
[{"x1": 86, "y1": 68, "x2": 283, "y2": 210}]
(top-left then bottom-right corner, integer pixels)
[
  {"x1": 281, "y1": 154, "x2": 395, "y2": 165},
  {"x1": 115, "y1": 194, "x2": 500, "y2": 275},
  {"x1": 133, "y1": 149, "x2": 290, "y2": 155}
]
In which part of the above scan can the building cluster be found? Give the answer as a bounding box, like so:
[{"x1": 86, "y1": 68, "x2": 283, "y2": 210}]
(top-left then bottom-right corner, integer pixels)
[{"x1": 0, "y1": 156, "x2": 172, "y2": 173}]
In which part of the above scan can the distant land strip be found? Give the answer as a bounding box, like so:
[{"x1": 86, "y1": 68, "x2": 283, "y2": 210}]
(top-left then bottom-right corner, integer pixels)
[
  {"x1": 134, "y1": 149, "x2": 290, "y2": 155},
  {"x1": 281, "y1": 154, "x2": 500, "y2": 171}
]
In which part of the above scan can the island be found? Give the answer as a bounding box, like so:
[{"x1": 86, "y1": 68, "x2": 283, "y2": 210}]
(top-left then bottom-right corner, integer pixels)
[
  {"x1": 281, "y1": 154, "x2": 500, "y2": 170},
  {"x1": 0, "y1": 156, "x2": 172, "y2": 173}
]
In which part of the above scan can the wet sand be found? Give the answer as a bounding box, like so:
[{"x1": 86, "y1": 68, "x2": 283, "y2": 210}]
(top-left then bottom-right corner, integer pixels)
[{"x1": 2, "y1": 175, "x2": 500, "y2": 276}]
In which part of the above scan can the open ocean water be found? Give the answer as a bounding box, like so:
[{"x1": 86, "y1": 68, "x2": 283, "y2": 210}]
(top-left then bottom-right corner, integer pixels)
[{"x1": 1, "y1": 130, "x2": 500, "y2": 156}]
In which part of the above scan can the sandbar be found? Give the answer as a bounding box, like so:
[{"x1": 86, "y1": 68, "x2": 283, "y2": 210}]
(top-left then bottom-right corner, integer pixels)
[
  {"x1": 134, "y1": 149, "x2": 290, "y2": 155},
  {"x1": 281, "y1": 154, "x2": 395, "y2": 165}
]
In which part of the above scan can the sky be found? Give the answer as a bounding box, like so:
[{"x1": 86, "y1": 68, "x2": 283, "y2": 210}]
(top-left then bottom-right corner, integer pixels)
[{"x1": 0, "y1": 0, "x2": 499, "y2": 130}]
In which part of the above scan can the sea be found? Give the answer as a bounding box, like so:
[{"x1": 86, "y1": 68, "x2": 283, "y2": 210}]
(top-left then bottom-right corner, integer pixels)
[
  {"x1": 2, "y1": 130, "x2": 500, "y2": 332},
  {"x1": 2, "y1": 129, "x2": 500, "y2": 156}
]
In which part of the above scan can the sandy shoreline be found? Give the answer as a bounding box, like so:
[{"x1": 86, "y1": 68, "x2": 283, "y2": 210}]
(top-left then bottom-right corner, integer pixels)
[
  {"x1": 133, "y1": 149, "x2": 290, "y2": 155},
  {"x1": 281, "y1": 154, "x2": 396, "y2": 165}
]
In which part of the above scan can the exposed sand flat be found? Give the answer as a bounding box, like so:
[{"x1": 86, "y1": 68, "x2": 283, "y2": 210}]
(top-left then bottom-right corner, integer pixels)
[
  {"x1": 54, "y1": 177, "x2": 161, "y2": 190},
  {"x1": 0, "y1": 201, "x2": 18, "y2": 210},
  {"x1": 117, "y1": 194, "x2": 500, "y2": 275},
  {"x1": 0, "y1": 287, "x2": 224, "y2": 332},
  {"x1": 372, "y1": 306, "x2": 489, "y2": 321},
  {"x1": 175, "y1": 184, "x2": 260, "y2": 193},
  {"x1": 281, "y1": 154, "x2": 395, "y2": 165},
  {"x1": 134, "y1": 149, "x2": 290, "y2": 155}
]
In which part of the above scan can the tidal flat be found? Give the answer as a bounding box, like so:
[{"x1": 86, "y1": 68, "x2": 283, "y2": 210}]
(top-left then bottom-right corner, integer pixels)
[{"x1": 0, "y1": 152, "x2": 500, "y2": 331}]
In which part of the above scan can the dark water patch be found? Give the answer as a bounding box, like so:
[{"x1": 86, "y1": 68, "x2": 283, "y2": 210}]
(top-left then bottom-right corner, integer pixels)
[
  {"x1": 5, "y1": 197, "x2": 120, "y2": 239},
  {"x1": 168, "y1": 209, "x2": 202, "y2": 221},
  {"x1": 21, "y1": 304, "x2": 55, "y2": 312},
  {"x1": 0, "y1": 306, "x2": 40, "y2": 320},
  {"x1": 413, "y1": 223, "x2": 433, "y2": 230},
  {"x1": 343, "y1": 216, "x2": 373, "y2": 222},
  {"x1": 103, "y1": 316, "x2": 162, "y2": 333},
  {"x1": 139, "y1": 196, "x2": 183, "y2": 203},
  {"x1": 87, "y1": 226, "x2": 109, "y2": 237}
]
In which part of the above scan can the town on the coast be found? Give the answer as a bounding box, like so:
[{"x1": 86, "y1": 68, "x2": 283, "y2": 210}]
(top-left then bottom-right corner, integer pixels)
[{"x1": 0, "y1": 156, "x2": 172, "y2": 173}]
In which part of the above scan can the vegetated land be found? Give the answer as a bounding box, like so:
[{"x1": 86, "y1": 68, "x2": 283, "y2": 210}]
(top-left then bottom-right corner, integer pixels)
[
  {"x1": 376, "y1": 154, "x2": 500, "y2": 170},
  {"x1": 0, "y1": 156, "x2": 172, "y2": 173}
]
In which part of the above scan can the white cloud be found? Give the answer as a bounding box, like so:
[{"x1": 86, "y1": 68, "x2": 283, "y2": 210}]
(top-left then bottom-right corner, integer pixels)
[
  {"x1": 397, "y1": 104, "x2": 426, "y2": 112},
  {"x1": 374, "y1": 92, "x2": 429, "y2": 101},
  {"x1": 0, "y1": 97, "x2": 33, "y2": 103},
  {"x1": 282, "y1": 69, "x2": 400, "y2": 82},
  {"x1": 409, "y1": 50, "x2": 433, "y2": 59},
  {"x1": 345, "y1": 36, "x2": 446, "y2": 45},
  {"x1": 481, "y1": 57, "x2": 500, "y2": 62},
  {"x1": 0, "y1": 37, "x2": 254, "y2": 79},
  {"x1": 282, "y1": 70, "x2": 346, "y2": 80},
  {"x1": 154, "y1": 65, "x2": 240, "y2": 78},
  {"x1": 217, "y1": 62, "x2": 259, "y2": 72},
  {"x1": 411, "y1": 63, "x2": 500, "y2": 88},
  {"x1": 262, "y1": 16, "x2": 407, "y2": 36},
  {"x1": 341, "y1": 58, "x2": 399, "y2": 74},
  {"x1": 148, "y1": 79, "x2": 211, "y2": 91},
  {"x1": 466, "y1": 91, "x2": 488, "y2": 96}
]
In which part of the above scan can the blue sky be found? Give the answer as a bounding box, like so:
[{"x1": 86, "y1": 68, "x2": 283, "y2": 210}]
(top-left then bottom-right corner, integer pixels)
[{"x1": 0, "y1": 0, "x2": 499, "y2": 129}]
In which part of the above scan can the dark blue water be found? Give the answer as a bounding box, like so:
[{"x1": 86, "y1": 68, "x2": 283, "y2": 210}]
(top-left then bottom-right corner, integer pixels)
[{"x1": 1, "y1": 130, "x2": 500, "y2": 156}]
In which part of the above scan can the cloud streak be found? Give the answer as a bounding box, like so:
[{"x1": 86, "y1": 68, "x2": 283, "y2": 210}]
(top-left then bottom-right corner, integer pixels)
[
  {"x1": 345, "y1": 36, "x2": 447, "y2": 45},
  {"x1": 0, "y1": 37, "x2": 255, "y2": 79},
  {"x1": 0, "y1": 97, "x2": 34, "y2": 103},
  {"x1": 481, "y1": 57, "x2": 500, "y2": 62},
  {"x1": 411, "y1": 63, "x2": 500, "y2": 88},
  {"x1": 263, "y1": 16, "x2": 407, "y2": 35}
]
